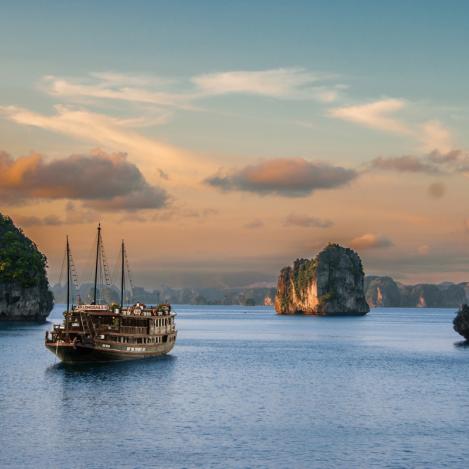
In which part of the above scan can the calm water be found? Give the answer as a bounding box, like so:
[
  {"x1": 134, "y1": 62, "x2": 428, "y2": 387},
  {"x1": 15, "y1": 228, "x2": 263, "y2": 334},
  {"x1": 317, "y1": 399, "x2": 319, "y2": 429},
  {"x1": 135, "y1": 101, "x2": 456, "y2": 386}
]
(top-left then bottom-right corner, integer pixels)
[{"x1": 1, "y1": 305, "x2": 468, "y2": 469}]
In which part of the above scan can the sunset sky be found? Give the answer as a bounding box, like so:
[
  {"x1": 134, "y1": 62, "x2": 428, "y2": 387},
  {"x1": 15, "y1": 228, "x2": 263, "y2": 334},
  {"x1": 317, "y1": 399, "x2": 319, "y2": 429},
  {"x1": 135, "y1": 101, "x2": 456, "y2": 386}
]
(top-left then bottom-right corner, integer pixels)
[{"x1": 1, "y1": 1, "x2": 469, "y2": 287}]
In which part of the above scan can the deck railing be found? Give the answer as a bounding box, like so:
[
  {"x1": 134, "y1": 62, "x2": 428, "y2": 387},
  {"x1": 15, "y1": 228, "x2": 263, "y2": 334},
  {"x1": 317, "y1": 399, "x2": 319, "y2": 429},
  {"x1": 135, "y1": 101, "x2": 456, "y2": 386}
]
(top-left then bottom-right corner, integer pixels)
[{"x1": 120, "y1": 326, "x2": 147, "y2": 335}]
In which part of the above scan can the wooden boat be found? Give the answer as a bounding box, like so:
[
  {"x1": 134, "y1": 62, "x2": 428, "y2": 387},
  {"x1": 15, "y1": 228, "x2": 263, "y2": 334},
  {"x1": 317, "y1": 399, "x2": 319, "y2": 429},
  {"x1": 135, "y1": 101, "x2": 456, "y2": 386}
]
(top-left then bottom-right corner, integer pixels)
[{"x1": 45, "y1": 225, "x2": 177, "y2": 363}]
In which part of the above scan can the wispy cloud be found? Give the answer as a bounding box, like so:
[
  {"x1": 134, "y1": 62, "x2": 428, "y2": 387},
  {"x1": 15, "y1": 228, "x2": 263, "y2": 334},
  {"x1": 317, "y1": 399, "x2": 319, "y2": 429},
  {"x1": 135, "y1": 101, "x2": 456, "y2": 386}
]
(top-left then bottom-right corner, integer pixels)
[
  {"x1": 329, "y1": 98, "x2": 411, "y2": 135},
  {"x1": 192, "y1": 68, "x2": 340, "y2": 101},
  {"x1": 244, "y1": 219, "x2": 264, "y2": 229},
  {"x1": 368, "y1": 155, "x2": 440, "y2": 174},
  {"x1": 43, "y1": 68, "x2": 342, "y2": 111},
  {"x1": 368, "y1": 149, "x2": 469, "y2": 175},
  {"x1": 284, "y1": 213, "x2": 333, "y2": 228},
  {"x1": 14, "y1": 214, "x2": 64, "y2": 227},
  {"x1": 43, "y1": 74, "x2": 195, "y2": 110},
  {"x1": 419, "y1": 120, "x2": 453, "y2": 153},
  {"x1": 0, "y1": 104, "x2": 208, "y2": 182},
  {"x1": 13, "y1": 202, "x2": 99, "y2": 227},
  {"x1": 329, "y1": 99, "x2": 455, "y2": 152}
]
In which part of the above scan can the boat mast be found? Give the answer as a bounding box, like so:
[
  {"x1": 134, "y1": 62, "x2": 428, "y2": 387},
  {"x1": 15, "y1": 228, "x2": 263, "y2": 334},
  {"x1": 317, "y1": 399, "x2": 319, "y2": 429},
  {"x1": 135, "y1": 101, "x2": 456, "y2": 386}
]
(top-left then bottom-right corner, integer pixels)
[
  {"x1": 120, "y1": 240, "x2": 125, "y2": 308},
  {"x1": 93, "y1": 223, "x2": 101, "y2": 304},
  {"x1": 66, "y1": 236, "x2": 70, "y2": 313}
]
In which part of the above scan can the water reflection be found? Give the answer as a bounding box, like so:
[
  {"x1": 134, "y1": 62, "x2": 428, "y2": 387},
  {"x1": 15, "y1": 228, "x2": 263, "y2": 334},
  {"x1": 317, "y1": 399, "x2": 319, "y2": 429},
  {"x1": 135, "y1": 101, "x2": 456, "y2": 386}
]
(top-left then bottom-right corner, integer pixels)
[
  {"x1": 46, "y1": 354, "x2": 178, "y2": 385},
  {"x1": 453, "y1": 340, "x2": 469, "y2": 349},
  {"x1": 3, "y1": 306, "x2": 469, "y2": 468}
]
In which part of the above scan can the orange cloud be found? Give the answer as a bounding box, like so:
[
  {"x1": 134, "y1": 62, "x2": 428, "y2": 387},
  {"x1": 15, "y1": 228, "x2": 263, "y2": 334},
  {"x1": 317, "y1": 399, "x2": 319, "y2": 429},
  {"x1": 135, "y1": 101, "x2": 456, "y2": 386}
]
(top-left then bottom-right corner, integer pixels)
[
  {"x1": 0, "y1": 150, "x2": 168, "y2": 211},
  {"x1": 206, "y1": 158, "x2": 357, "y2": 197},
  {"x1": 349, "y1": 233, "x2": 393, "y2": 250}
]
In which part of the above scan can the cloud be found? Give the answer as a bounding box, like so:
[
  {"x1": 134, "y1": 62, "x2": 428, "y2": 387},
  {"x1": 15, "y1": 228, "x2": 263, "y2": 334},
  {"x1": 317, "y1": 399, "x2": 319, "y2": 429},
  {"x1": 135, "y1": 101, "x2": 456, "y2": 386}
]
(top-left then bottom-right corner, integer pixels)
[
  {"x1": 85, "y1": 184, "x2": 167, "y2": 211},
  {"x1": 13, "y1": 202, "x2": 100, "y2": 227},
  {"x1": 368, "y1": 155, "x2": 440, "y2": 174},
  {"x1": 14, "y1": 214, "x2": 63, "y2": 227},
  {"x1": 417, "y1": 244, "x2": 430, "y2": 256},
  {"x1": 368, "y1": 149, "x2": 469, "y2": 175},
  {"x1": 330, "y1": 99, "x2": 455, "y2": 152},
  {"x1": 64, "y1": 201, "x2": 100, "y2": 224},
  {"x1": 420, "y1": 120, "x2": 453, "y2": 153},
  {"x1": 152, "y1": 207, "x2": 219, "y2": 223},
  {"x1": 205, "y1": 158, "x2": 357, "y2": 197},
  {"x1": 329, "y1": 98, "x2": 411, "y2": 135},
  {"x1": 43, "y1": 74, "x2": 194, "y2": 110},
  {"x1": 349, "y1": 233, "x2": 393, "y2": 250},
  {"x1": 284, "y1": 213, "x2": 333, "y2": 228},
  {"x1": 0, "y1": 150, "x2": 168, "y2": 211},
  {"x1": 0, "y1": 105, "x2": 199, "y2": 177},
  {"x1": 244, "y1": 219, "x2": 264, "y2": 229},
  {"x1": 157, "y1": 168, "x2": 169, "y2": 180},
  {"x1": 192, "y1": 68, "x2": 340, "y2": 101},
  {"x1": 44, "y1": 68, "x2": 341, "y2": 110},
  {"x1": 427, "y1": 182, "x2": 446, "y2": 199}
]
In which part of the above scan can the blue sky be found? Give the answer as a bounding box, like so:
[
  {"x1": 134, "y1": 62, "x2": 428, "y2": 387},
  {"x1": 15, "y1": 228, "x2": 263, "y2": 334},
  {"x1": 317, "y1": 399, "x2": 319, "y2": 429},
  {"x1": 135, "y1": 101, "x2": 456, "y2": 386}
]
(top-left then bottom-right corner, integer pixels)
[{"x1": 1, "y1": 1, "x2": 469, "y2": 286}]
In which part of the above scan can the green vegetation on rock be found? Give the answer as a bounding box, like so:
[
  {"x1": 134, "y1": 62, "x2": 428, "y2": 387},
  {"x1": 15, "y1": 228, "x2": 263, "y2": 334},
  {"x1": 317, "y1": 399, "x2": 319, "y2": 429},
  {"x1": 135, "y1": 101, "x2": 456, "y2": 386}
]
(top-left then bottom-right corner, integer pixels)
[
  {"x1": 0, "y1": 214, "x2": 49, "y2": 288},
  {"x1": 292, "y1": 259, "x2": 317, "y2": 302}
]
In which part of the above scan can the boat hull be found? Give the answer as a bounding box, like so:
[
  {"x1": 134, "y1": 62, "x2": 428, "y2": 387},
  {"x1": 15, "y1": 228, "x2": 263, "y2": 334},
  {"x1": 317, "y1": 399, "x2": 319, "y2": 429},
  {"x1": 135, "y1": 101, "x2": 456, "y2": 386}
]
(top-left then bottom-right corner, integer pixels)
[{"x1": 45, "y1": 341, "x2": 175, "y2": 363}]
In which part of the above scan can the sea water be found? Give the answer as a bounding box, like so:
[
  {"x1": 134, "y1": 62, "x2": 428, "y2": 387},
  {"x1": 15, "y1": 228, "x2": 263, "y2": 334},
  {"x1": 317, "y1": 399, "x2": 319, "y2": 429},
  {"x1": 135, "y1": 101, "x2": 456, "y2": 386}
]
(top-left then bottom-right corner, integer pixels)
[{"x1": 1, "y1": 305, "x2": 468, "y2": 468}]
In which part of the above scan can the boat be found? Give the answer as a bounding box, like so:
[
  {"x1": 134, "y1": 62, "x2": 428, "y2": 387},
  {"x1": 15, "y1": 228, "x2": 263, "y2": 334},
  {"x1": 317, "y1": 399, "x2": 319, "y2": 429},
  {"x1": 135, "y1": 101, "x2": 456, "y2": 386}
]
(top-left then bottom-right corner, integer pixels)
[{"x1": 45, "y1": 224, "x2": 177, "y2": 363}]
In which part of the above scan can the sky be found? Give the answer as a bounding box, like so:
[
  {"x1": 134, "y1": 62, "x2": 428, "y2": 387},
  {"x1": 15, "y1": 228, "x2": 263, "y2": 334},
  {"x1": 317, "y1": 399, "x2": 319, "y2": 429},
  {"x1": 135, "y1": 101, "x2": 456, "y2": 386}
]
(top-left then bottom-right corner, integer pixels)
[{"x1": 1, "y1": 0, "x2": 469, "y2": 288}]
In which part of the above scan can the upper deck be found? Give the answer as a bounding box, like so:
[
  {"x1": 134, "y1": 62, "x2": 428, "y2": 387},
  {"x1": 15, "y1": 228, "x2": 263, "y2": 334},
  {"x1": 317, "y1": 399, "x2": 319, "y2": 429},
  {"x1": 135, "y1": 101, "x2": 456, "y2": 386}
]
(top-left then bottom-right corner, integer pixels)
[{"x1": 73, "y1": 302, "x2": 175, "y2": 318}]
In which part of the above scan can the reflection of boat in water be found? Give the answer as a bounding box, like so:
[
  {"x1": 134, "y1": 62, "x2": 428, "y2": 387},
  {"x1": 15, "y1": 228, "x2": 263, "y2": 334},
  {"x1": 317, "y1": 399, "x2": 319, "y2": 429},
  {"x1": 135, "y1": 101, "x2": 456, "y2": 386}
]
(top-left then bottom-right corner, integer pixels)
[{"x1": 45, "y1": 225, "x2": 177, "y2": 363}]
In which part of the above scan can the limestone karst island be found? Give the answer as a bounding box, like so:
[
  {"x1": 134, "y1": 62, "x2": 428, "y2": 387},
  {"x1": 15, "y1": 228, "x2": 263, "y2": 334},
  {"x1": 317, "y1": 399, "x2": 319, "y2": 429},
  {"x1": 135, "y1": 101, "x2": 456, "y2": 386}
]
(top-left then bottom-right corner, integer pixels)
[
  {"x1": 275, "y1": 243, "x2": 370, "y2": 316},
  {"x1": 0, "y1": 214, "x2": 53, "y2": 321}
]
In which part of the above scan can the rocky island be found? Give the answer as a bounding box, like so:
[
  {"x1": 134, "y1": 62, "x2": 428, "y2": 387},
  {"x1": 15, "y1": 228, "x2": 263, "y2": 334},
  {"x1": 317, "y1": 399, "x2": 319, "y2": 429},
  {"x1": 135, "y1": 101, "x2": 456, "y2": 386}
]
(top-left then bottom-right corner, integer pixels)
[
  {"x1": 275, "y1": 243, "x2": 370, "y2": 315},
  {"x1": 0, "y1": 214, "x2": 53, "y2": 321},
  {"x1": 453, "y1": 304, "x2": 469, "y2": 340}
]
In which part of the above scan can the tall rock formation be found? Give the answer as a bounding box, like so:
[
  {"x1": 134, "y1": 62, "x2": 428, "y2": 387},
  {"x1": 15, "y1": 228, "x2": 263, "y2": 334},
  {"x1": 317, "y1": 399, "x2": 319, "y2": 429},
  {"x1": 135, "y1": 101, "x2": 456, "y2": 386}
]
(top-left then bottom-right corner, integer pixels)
[
  {"x1": 0, "y1": 214, "x2": 53, "y2": 321},
  {"x1": 453, "y1": 304, "x2": 469, "y2": 340},
  {"x1": 275, "y1": 243, "x2": 370, "y2": 315},
  {"x1": 365, "y1": 276, "x2": 402, "y2": 307}
]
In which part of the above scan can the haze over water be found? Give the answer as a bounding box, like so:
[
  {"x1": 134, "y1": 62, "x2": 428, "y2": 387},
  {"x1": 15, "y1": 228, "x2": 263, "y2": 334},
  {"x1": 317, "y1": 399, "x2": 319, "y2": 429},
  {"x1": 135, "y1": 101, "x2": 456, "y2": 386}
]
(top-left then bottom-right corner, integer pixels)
[{"x1": 1, "y1": 305, "x2": 468, "y2": 468}]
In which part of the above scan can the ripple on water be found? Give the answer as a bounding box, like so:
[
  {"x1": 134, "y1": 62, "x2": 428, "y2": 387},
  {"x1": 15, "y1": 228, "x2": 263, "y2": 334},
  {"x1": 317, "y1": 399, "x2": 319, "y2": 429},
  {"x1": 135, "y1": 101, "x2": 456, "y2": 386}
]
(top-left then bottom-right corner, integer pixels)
[{"x1": 0, "y1": 306, "x2": 468, "y2": 468}]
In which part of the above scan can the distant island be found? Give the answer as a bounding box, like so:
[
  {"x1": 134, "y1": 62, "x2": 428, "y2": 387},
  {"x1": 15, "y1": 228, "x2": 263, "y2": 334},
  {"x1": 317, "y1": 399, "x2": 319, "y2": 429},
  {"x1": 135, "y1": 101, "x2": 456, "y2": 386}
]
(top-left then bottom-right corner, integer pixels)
[
  {"x1": 51, "y1": 275, "x2": 469, "y2": 309},
  {"x1": 0, "y1": 214, "x2": 53, "y2": 321},
  {"x1": 365, "y1": 276, "x2": 469, "y2": 308},
  {"x1": 274, "y1": 243, "x2": 369, "y2": 315}
]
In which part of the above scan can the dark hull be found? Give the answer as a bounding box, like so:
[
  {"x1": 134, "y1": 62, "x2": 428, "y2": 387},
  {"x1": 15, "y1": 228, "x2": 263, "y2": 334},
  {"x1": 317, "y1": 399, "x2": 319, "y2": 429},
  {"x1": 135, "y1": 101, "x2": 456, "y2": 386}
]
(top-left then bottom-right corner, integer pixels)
[{"x1": 45, "y1": 342, "x2": 175, "y2": 364}]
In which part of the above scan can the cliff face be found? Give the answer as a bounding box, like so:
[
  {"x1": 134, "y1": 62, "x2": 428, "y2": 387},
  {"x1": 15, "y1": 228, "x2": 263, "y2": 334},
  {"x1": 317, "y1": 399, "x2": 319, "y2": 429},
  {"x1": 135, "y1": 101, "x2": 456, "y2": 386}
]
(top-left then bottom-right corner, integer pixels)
[
  {"x1": 0, "y1": 214, "x2": 53, "y2": 321},
  {"x1": 453, "y1": 304, "x2": 469, "y2": 340},
  {"x1": 275, "y1": 244, "x2": 370, "y2": 315},
  {"x1": 365, "y1": 276, "x2": 402, "y2": 307},
  {"x1": 365, "y1": 276, "x2": 469, "y2": 308}
]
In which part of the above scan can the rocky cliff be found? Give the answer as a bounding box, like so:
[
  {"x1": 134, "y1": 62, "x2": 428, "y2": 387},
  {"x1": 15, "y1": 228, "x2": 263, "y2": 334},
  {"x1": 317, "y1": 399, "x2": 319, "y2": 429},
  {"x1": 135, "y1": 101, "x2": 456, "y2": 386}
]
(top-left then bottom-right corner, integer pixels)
[
  {"x1": 365, "y1": 276, "x2": 469, "y2": 308},
  {"x1": 275, "y1": 244, "x2": 370, "y2": 315},
  {"x1": 0, "y1": 214, "x2": 53, "y2": 321},
  {"x1": 453, "y1": 304, "x2": 469, "y2": 340}
]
